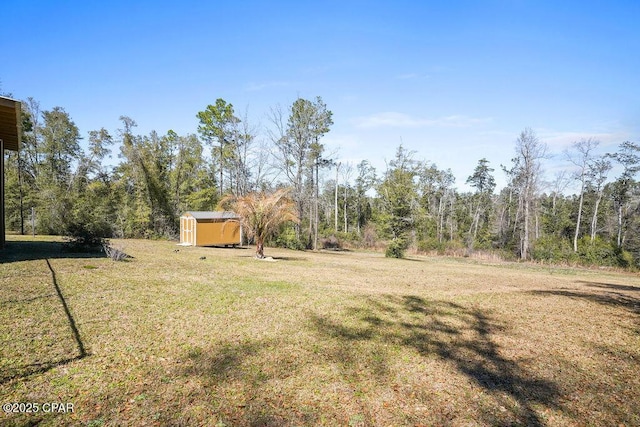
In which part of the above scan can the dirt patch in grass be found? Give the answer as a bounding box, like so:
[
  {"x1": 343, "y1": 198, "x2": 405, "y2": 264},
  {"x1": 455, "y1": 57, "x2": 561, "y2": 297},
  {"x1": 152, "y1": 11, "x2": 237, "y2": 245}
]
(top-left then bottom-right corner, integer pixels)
[{"x1": 1, "y1": 236, "x2": 639, "y2": 426}]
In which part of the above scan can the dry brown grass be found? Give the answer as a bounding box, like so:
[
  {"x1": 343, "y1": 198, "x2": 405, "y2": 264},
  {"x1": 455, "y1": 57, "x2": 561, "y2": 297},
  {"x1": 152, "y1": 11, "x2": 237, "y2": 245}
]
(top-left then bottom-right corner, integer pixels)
[{"x1": 1, "y1": 235, "x2": 639, "y2": 426}]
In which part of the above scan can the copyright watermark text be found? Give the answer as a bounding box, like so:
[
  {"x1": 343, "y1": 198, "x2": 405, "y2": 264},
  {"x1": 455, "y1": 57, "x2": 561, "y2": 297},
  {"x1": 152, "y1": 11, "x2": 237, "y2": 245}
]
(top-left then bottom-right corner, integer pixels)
[{"x1": 2, "y1": 402, "x2": 74, "y2": 414}]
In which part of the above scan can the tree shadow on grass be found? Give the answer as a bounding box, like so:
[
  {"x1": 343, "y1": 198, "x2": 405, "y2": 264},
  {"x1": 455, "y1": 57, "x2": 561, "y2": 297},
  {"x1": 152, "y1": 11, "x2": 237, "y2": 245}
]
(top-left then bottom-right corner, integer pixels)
[
  {"x1": 310, "y1": 295, "x2": 561, "y2": 426},
  {"x1": 531, "y1": 281, "x2": 640, "y2": 333},
  {"x1": 531, "y1": 290, "x2": 640, "y2": 316},
  {"x1": 169, "y1": 295, "x2": 563, "y2": 426},
  {"x1": 182, "y1": 341, "x2": 263, "y2": 383},
  {"x1": 0, "y1": 240, "x2": 105, "y2": 263},
  {"x1": 577, "y1": 280, "x2": 640, "y2": 293},
  {"x1": 0, "y1": 356, "x2": 85, "y2": 385},
  {"x1": 269, "y1": 256, "x2": 307, "y2": 261},
  {"x1": 532, "y1": 279, "x2": 640, "y2": 317},
  {"x1": 0, "y1": 258, "x2": 88, "y2": 385},
  {"x1": 172, "y1": 340, "x2": 299, "y2": 427}
]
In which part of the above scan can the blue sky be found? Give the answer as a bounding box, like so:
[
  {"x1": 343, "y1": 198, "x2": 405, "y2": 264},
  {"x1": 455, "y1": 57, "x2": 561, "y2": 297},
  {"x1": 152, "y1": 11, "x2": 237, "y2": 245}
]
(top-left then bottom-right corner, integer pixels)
[{"x1": 3, "y1": 0, "x2": 639, "y2": 191}]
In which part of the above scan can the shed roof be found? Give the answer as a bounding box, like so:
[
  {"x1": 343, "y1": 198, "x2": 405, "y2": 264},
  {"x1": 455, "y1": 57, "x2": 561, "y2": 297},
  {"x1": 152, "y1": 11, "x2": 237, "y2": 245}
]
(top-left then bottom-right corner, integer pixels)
[
  {"x1": 0, "y1": 96, "x2": 21, "y2": 151},
  {"x1": 184, "y1": 211, "x2": 240, "y2": 220}
]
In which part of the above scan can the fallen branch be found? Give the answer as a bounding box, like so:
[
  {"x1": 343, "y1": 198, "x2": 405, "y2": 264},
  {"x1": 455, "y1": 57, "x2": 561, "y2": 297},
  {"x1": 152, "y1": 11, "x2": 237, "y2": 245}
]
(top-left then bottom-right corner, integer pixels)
[{"x1": 102, "y1": 244, "x2": 131, "y2": 261}]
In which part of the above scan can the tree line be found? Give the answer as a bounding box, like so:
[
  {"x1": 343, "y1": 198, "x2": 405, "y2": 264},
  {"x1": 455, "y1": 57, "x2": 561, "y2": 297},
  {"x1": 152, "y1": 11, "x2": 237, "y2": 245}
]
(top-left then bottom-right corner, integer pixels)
[{"x1": 2, "y1": 94, "x2": 639, "y2": 267}]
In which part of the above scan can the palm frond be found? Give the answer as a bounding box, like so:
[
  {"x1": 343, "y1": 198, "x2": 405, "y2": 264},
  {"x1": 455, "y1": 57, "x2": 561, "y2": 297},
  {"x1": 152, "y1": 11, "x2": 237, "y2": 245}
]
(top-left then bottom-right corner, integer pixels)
[{"x1": 220, "y1": 189, "x2": 299, "y2": 245}]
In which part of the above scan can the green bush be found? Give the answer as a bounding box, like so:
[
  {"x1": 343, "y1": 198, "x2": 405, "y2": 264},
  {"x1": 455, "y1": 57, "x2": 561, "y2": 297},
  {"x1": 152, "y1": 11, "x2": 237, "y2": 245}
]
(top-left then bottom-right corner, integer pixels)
[
  {"x1": 273, "y1": 226, "x2": 306, "y2": 251},
  {"x1": 444, "y1": 239, "x2": 466, "y2": 255},
  {"x1": 320, "y1": 235, "x2": 341, "y2": 250},
  {"x1": 532, "y1": 236, "x2": 577, "y2": 264},
  {"x1": 474, "y1": 228, "x2": 494, "y2": 250},
  {"x1": 63, "y1": 223, "x2": 109, "y2": 253},
  {"x1": 416, "y1": 237, "x2": 444, "y2": 253},
  {"x1": 416, "y1": 238, "x2": 473, "y2": 256},
  {"x1": 333, "y1": 231, "x2": 361, "y2": 247},
  {"x1": 385, "y1": 237, "x2": 408, "y2": 258},
  {"x1": 533, "y1": 235, "x2": 636, "y2": 269},
  {"x1": 615, "y1": 246, "x2": 635, "y2": 269},
  {"x1": 577, "y1": 236, "x2": 617, "y2": 266}
]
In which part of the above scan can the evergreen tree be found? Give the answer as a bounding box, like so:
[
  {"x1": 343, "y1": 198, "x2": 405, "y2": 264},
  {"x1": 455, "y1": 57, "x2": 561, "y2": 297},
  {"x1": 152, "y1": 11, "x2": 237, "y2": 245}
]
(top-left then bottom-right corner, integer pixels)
[
  {"x1": 377, "y1": 145, "x2": 419, "y2": 258},
  {"x1": 466, "y1": 158, "x2": 496, "y2": 248},
  {"x1": 196, "y1": 99, "x2": 240, "y2": 196},
  {"x1": 608, "y1": 141, "x2": 640, "y2": 248},
  {"x1": 354, "y1": 160, "x2": 376, "y2": 234},
  {"x1": 36, "y1": 107, "x2": 81, "y2": 234}
]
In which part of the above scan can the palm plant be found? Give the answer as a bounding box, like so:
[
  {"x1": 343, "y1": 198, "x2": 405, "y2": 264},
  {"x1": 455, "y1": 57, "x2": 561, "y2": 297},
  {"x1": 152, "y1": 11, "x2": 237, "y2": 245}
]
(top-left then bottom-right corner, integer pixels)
[{"x1": 221, "y1": 189, "x2": 298, "y2": 258}]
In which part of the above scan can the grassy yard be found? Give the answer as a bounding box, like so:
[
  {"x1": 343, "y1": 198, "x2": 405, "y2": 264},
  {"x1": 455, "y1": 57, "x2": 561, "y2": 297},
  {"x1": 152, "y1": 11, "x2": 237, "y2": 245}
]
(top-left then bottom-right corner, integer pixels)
[{"x1": 1, "y1": 235, "x2": 639, "y2": 426}]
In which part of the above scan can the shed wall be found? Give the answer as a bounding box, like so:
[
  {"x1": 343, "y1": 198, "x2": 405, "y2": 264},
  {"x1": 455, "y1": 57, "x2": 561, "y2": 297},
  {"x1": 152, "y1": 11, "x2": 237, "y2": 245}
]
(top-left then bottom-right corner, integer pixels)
[
  {"x1": 1, "y1": 97, "x2": 20, "y2": 249},
  {"x1": 1, "y1": 138, "x2": 4, "y2": 248},
  {"x1": 194, "y1": 219, "x2": 241, "y2": 246}
]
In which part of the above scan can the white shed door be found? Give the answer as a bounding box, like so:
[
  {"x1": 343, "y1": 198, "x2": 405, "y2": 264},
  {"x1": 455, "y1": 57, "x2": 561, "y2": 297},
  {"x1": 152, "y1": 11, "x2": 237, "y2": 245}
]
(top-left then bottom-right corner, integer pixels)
[{"x1": 181, "y1": 216, "x2": 197, "y2": 246}]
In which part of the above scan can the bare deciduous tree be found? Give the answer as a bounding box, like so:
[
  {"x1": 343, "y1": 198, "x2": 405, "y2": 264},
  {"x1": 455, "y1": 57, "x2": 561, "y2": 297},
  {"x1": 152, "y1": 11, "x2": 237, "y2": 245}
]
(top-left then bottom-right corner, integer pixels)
[
  {"x1": 608, "y1": 141, "x2": 640, "y2": 247},
  {"x1": 341, "y1": 162, "x2": 354, "y2": 233},
  {"x1": 565, "y1": 138, "x2": 599, "y2": 252},
  {"x1": 587, "y1": 156, "x2": 612, "y2": 241},
  {"x1": 513, "y1": 128, "x2": 547, "y2": 260}
]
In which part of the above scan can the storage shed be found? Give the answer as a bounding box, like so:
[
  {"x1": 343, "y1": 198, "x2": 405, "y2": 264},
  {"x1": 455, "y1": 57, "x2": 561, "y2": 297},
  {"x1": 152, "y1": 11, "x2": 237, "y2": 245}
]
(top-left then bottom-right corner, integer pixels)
[
  {"x1": 1, "y1": 96, "x2": 22, "y2": 249},
  {"x1": 179, "y1": 211, "x2": 242, "y2": 247}
]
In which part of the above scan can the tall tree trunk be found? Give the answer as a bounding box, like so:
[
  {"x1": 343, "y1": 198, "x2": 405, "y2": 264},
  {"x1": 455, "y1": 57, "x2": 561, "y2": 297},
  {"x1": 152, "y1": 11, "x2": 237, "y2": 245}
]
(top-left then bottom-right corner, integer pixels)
[
  {"x1": 343, "y1": 185, "x2": 348, "y2": 233},
  {"x1": 468, "y1": 200, "x2": 476, "y2": 236},
  {"x1": 308, "y1": 171, "x2": 313, "y2": 246},
  {"x1": 469, "y1": 201, "x2": 481, "y2": 240},
  {"x1": 356, "y1": 199, "x2": 361, "y2": 235},
  {"x1": 617, "y1": 205, "x2": 623, "y2": 248},
  {"x1": 295, "y1": 167, "x2": 303, "y2": 240},
  {"x1": 314, "y1": 162, "x2": 319, "y2": 250},
  {"x1": 506, "y1": 188, "x2": 513, "y2": 231},
  {"x1": 18, "y1": 151, "x2": 25, "y2": 235},
  {"x1": 573, "y1": 186, "x2": 585, "y2": 252},
  {"x1": 219, "y1": 140, "x2": 224, "y2": 197},
  {"x1": 522, "y1": 192, "x2": 530, "y2": 260},
  {"x1": 449, "y1": 196, "x2": 455, "y2": 241},
  {"x1": 514, "y1": 193, "x2": 522, "y2": 236},
  {"x1": 437, "y1": 195, "x2": 444, "y2": 243},
  {"x1": 334, "y1": 163, "x2": 339, "y2": 231},
  {"x1": 498, "y1": 204, "x2": 506, "y2": 242},
  {"x1": 590, "y1": 192, "x2": 603, "y2": 241}
]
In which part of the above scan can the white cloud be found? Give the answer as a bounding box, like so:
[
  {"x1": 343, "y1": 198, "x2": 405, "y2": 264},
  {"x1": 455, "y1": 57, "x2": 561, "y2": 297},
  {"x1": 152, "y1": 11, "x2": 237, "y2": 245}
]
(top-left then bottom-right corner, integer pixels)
[
  {"x1": 538, "y1": 129, "x2": 630, "y2": 152},
  {"x1": 352, "y1": 112, "x2": 492, "y2": 129}
]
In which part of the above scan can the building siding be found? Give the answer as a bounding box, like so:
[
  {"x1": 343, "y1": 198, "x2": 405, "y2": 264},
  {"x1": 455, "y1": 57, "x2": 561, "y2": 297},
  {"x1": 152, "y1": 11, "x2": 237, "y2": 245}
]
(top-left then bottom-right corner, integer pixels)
[{"x1": 179, "y1": 212, "x2": 241, "y2": 246}]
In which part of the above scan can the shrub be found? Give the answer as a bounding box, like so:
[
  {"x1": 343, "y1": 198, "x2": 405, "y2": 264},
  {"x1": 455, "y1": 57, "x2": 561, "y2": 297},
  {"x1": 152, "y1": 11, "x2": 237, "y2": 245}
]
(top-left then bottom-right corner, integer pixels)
[
  {"x1": 63, "y1": 222, "x2": 109, "y2": 253},
  {"x1": 444, "y1": 239, "x2": 467, "y2": 257},
  {"x1": 615, "y1": 246, "x2": 635, "y2": 269},
  {"x1": 273, "y1": 226, "x2": 306, "y2": 251},
  {"x1": 415, "y1": 238, "x2": 474, "y2": 257},
  {"x1": 362, "y1": 224, "x2": 378, "y2": 249},
  {"x1": 320, "y1": 235, "x2": 342, "y2": 250},
  {"x1": 532, "y1": 236, "x2": 577, "y2": 264},
  {"x1": 532, "y1": 235, "x2": 637, "y2": 269},
  {"x1": 416, "y1": 237, "x2": 444, "y2": 254},
  {"x1": 385, "y1": 237, "x2": 408, "y2": 258},
  {"x1": 577, "y1": 236, "x2": 617, "y2": 266}
]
